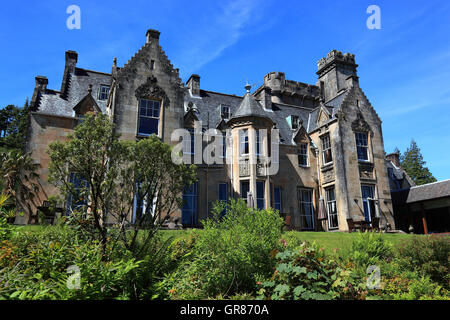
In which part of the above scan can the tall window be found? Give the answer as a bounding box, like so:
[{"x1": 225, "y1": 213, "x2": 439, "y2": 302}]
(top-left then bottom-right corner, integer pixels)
[
  {"x1": 138, "y1": 99, "x2": 160, "y2": 136},
  {"x1": 220, "y1": 132, "x2": 226, "y2": 159},
  {"x1": 240, "y1": 129, "x2": 249, "y2": 155},
  {"x1": 66, "y1": 173, "x2": 88, "y2": 216},
  {"x1": 274, "y1": 187, "x2": 282, "y2": 212},
  {"x1": 218, "y1": 182, "x2": 228, "y2": 217},
  {"x1": 183, "y1": 128, "x2": 195, "y2": 155},
  {"x1": 291, "y1": 115, "x2": 299, "y2": 129},
  {"x1": 299, "y1": 188, "x2": 314, "y2": 230},
  {"x1": 240, "y1": 180, "x2": 250, "y2": 202},
  {"x1": 256, "y1": 181, "x2": 265, "y2": 210},
  {"x1": 221, "y1": 105, "x2": 230, "y2": 119},
  {"x1": 321, "y1": 134, "x2": 332, "y2": 165},
  {"x1": 98, "y1": 85, "x2": 110, "y2": 100},
  {"x1": 361, "y1": 185, "x2": 375, "y2": 223},
  {"x1": 218, "y1": 183, "x2": 228, "y2": 203},
  {"x1": 325, "y1": 187, "x2": 338, "y2": 229},
  {"x1": 182, "y1": 182, "x2": 198, "y2": 226},
  {"x1": 256, "y1": 130, "x2": 262, "y2": 156},
  {"x1": 355, "y1": 132, "x2": 369, "y2": 161},
  {"x1": 132, "y1": 183, "x2": 157, "y2": 223},
  {"x1": 298, "y1": 143, "x2": 308, "y2": 166}
]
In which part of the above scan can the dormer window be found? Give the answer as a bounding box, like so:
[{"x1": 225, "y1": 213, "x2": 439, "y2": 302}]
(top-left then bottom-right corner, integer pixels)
[
  {"x1": 291, "y1": 115, "x2": 299, "y2": 130},
  {"x1": 221, "y1": 105, "x2": 230, "y2": 119},
  {"x1": 98, "y1": 85, "x2": 110, "y2": 100},
  {"x1": 298, "y1": 143, "x2": 308, "y2": 167},
  {"x1": 321, "y1": 134, "x2": 333, "y2": 165}
]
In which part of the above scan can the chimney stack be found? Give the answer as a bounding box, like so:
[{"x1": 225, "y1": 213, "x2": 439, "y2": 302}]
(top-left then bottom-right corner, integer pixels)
[
  {"x1": 65, "y1": 50, "x2": 78, "y2": 73},
  {"x1": 146, "y1": 29, "x2": 160, "y2": 45},
  {"x1": 60, "y1": 50, "x2": 78, "y2": 98},
  {"x1": 30, "y1": 76, "x2": 48, "y2": 110},
  {"x1": 187, "y1": 74, "x2": 200, "y2": 96},
  {"x1": 386, "y1": 152, "x2": 401, "y2": 167},
  {"x1": 35, "y1": 76, "x2": 48, "y2": 92}
]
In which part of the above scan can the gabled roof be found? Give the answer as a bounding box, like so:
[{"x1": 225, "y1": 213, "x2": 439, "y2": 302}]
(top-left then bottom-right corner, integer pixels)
[
  {"x1": 33, "y1": 67, "x2": 111, "y2": 118},
  {"x1": 73, "y1": 88, "x2": 102, "y2": 115}
]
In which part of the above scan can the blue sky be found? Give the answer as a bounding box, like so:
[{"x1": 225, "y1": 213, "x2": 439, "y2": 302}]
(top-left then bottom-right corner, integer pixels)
[{"x1": 1, "y1": 0, "x2": 449, "y2": 180}]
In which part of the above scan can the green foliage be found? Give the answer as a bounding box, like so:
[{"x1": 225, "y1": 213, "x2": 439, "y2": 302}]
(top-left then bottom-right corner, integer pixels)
[
  {"x1": 257, "y1": 243, "x2": 336, "y2": 300},
  {"x1": 395, "y1": 236, "x2": 450, "y2": 289},
  {"x1": 257, "y1": 242, "x2": 368, "y2": 300},
  {"x1": 0, "y1": 226, "x2": 141, "y2": 300},
  {"x1": 400, "y1": 139, "x2": 436, "y2": 185},
  {"x1": 349, "y1": 231, "x2": 393, "y2": 267},
  {"x1": 381, "y1": 274, "x2": 450, "y2": 300},
  {"x1": 0, "y1": 150, "x2": 40, "y2": 219},
  {"x1": 0, "y1": 193, "x2": 14, "y2": 241},
  {"x1": 0, "y1": 100, "x2": 30, "y2": 151},
  {"x1": 48, "y1": 113, "x2": 196, "y2": 258},
  {"x1": 163, "y1": 199, "x2": 284, "y2": 299}
]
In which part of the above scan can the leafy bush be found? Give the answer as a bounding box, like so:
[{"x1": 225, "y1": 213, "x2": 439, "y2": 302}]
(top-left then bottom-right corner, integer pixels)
[
  {"x1": 0, "y1": 225, "x2": 141, "y2": 300},
  {"x1": 163, "y1": 199, "x2": 284, "y2": 299},
  {"x1": 395, "y1": 236, "x2": 450, "y2": 289},
  {"x1": 257, "y1": 242, "x2": 368, "y2": 300},
  {"x1": 0, "y1": 193, "x2": 14, "y2": 241},
  {"x1": 381, "y1": 274, "x2": 450, "y2": 300},
  {"x1": 350, "y1": 231, "x2": 393, "y2": 267},
  {"x1": 257, "y1": 242, "x2": 336, "y2": 300}
]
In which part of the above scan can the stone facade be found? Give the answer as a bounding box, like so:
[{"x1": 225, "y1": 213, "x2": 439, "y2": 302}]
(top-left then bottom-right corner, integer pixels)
[{"x1": 25, "y1": 29, "x2": 395, "y2": 231}]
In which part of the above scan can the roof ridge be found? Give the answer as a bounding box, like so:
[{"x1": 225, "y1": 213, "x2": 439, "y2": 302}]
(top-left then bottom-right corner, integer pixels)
[
  {"x1": 202, "y1": 89, "x2": 243, "y2": 98},
  {"x1": 410, "y1": 179, "x2": 450, "y2": 189},
  {"x1": 76, "y1": 67, "x2": 111, "y2": 76}
]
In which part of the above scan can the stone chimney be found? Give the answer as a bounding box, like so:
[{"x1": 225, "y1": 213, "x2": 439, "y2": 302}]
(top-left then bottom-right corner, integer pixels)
[
  {"x1": 386, "y1": 152, "x2": 400, "y2": 167},
  {"x1": 30, "y1": 76, "x2": 48, "y2": 110},
  {"x1": 264, "y1": 72, "x2": 285, "y2": 104},
  {"x1": 146, "y1": 29, "x2": 160, "y2": 45},
  {"x1": 35, "y1": 76, "x2": 48, "y2": 91},
  {"x1": 187, "y1": 74, "x2": 200, "y2": 96},
  {"x1": 64, "y1": 50, "x2": 78, "y2": 73},
  {"x1": 60, "y1": 50, "x2": 78, "y2": 98}
]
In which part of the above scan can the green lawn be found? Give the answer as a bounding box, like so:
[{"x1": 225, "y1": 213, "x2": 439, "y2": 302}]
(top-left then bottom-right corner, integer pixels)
[
  {"x1": 12, "y1": 225, "x2": 415, "y2": 256},
  {"x1": 158, "y1": 228, "x2": 415, "y2": 256},
  {"x1": 282, "y1": 230, "x2": 414, "y2": 255}
]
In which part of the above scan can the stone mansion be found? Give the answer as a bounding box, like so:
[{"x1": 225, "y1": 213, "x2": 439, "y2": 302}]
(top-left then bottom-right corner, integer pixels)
[{"x1": 24, "y1": 29, "x2": 395, "y2": 232}]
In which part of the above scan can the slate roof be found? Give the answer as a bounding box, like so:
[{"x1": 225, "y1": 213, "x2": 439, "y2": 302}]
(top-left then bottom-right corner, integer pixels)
[
  {"x1": 230, "y1": 90, "x2": 273, "y2": 121},
  {"x1": 183, "y1": 85, "x2": 343, "y2": 146},
  {"x1": 406, "y1": 179, "x2": 450, "y2": 203},
  {"x1": 34, "y1": 67, "x2": 111, "y2": 118}
]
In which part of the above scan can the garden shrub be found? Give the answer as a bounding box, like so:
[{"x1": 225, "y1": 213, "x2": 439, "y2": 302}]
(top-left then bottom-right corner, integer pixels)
[
  {"x1": 257, "y1": 242, "x2": 368, "y2": 300},
  {"x1": 163, "y1": 199, "x2": 284, "y2": 299},
  {"x1": 0, "y1": 225, "x2": 142, "y2": 300},
  {"x1": 395, "y1": 235, "x2": 450, "y2": 289},
  {"x1": 349, "y1": 231, "x2": 393, "y2": 267},
  {"x1": 380, "y1": 274, "x2": 450, "y2": 300}
]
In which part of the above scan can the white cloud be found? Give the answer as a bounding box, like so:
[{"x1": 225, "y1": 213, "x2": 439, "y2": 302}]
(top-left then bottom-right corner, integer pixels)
[{"x1": 172, "y1": 0, "x2": 273, "y2": 77}]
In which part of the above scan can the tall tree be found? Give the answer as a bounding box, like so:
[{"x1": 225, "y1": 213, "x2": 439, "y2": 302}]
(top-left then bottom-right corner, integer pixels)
[
  {"x1": 0, "y1": 150, "x2": 40, "y2": 222},
  {"x1": 0, "y1": 99, "x2": 30, "y2": 151},
  {"x1": 400, "y1": 140, "x2": 437, "y2": 186},
  {"x1": 48, "y1": 113, "x2": 196, "y2": 258}
]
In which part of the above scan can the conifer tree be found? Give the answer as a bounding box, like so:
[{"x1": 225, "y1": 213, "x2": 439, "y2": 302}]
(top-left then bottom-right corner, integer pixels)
[{"x1": 400, "y1": 140, "x2": 436, "y2": 185}]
